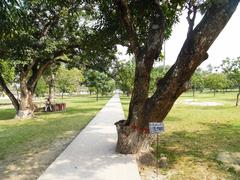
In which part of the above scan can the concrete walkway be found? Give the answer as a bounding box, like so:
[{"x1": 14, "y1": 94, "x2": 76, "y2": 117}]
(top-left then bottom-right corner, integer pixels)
[{"x1": 38, "y1": 94, "x2": 140, "y2": 180}]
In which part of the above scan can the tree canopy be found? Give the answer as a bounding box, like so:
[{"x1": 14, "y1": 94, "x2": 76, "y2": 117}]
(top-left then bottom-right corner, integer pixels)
[{"x1": 0, "y1": 0, "x2": 117, "y2": 118}]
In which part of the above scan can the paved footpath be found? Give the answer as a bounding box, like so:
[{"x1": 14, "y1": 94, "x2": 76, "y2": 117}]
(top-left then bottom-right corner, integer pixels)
[{"x1": 38, "y1": 94, "x2": 141, "y2": 180}]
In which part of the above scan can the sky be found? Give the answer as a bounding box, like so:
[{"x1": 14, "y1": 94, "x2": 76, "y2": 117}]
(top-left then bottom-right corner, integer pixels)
[{"x1": 117, "y1": 6, "x2": 240, "y2": 69}]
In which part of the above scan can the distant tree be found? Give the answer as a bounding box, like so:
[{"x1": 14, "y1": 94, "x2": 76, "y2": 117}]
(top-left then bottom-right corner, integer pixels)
[
  {"x1": 42, "y1": 64, "x2": 59, "y2": 101},
  {"x1": 35, "y1": 78, "x2": 48, "y2": 97},
  {"x1": 115, "y1": 61, "x2": 134, "y2": 96},
  {"x1": 191, "y1": 73, "x2": 205, "y2": 97},
  {"x1": 149, "y1": 66, "x2": 169, "y2": 94},
  {"x1": 56, "y1": 66, "x2": 84, "y2": 99},
  {"x1": 84, "y1": 70, "x2": 115, "y2": 101},
  {"x1": 220, "y1": 57, "x2": 240, "y2": 106},
  {"x1": 204, "y1": 73, "x2": 229, "y2": 96},
  {"x1": 206, "y1": 64, "x2": 214, "y2": 73}
]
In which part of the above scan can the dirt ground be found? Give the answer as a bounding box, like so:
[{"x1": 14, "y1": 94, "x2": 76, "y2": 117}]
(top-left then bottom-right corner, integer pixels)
[
  {"x1": 0, "y1": 136, "x2": 238, "y2": 180},
  {"x1": 136, "y1": 151, "x2": 236, "y2": 180},
  {"x1": 0, "y1": 135, "x2": 75, "y2": 180}
]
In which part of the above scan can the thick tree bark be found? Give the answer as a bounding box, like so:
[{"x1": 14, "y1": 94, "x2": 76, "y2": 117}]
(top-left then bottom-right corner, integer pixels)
[
  {"x1": 115, "y1": 0, "x2": 239, "y2": 154},
  {"x1": 16, "y1": 61, "x2": 53, "y2": 119},
  {"x1": 115, "y1": 0, "x2": 165, "y2": 153},
  {"x1": 15, "y1": 73, "x2": 35, "y2": 119}
]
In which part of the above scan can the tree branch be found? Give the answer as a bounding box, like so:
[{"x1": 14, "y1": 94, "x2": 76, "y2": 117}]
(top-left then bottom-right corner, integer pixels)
[
  {"x1": 186, "y1": 1, "x2": 197, "y2": 37},
  {"x1": 143, "y1": 1, "x2": 165, "y2": 70},
  {"x1": 0, "y1": 73, "x2": 19, "y2": 110},
  {"x1": 27, "y1": 60, "x2": 53, "y2": 92},
  {"x1": 40, "y1": 14, "x2": 59, "y2": 38},
  {"x1": 152, "y1": 0, "x2": 240, "y2": 102},
  {"x1": 115, "y1": 0, "x2": 140, "y2": 56}
]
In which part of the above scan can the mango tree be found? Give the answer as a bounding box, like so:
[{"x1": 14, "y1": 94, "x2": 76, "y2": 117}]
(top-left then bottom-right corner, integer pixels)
[
  {"x1": 92, "y1": 0, "x2": 239, "y2": 153},
  {"x1": 0, "y1": 1, "x2": 116, "y2": 118},
  {"x1": 220, "y1": 57, "x2": 240, "y2": 106}
]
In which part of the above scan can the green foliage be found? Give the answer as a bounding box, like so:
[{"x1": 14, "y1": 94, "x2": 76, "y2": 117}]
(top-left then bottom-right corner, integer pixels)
[
  {"x1": 35, "y1": 77, "x2": 48, "y2": 97},
  {"x1": 220, "y1": 57, "x2": 240, "y2": 90},
  {"x1": 204, "y1": 73, "x2": 230, "y2": 94},
  {"x1": 89, "y1": 0, "x2": 187, "y2": 54},
  {"x1": 0, "y1": 60, "x2": 15, "y2": 84},
  {"x1": 84, "y1": 69, "x2": 115, "y2": 96},
  {"x1": 56, "y1": 66, "x2": 84, "y2": 95},
  {"x1": 115, "y1": 61, "x2": 135, "y2": 95},
  {"x1": 149, "y1": 66, "x2": 170, "y2": 94},
  {"x1": 191, "y1": 72, "x2": 205, "y2": 92},
  {"x1": 0, "y1": 0, "x2": 116, "y2": 86}
]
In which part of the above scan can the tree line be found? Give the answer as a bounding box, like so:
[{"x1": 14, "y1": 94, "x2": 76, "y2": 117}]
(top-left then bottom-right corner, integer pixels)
[{"x1": 116, "y1": 57, "x2": 240, "y2": 103}]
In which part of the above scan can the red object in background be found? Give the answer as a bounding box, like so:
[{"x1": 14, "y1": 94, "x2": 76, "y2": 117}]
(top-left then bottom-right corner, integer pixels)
[{"x1": 52, "y1": 103, "x2": 66, "y2": 111}]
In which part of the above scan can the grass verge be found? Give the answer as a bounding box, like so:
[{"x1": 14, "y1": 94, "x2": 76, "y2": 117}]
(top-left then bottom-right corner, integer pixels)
[
  {"x1": 120, "y1": 92, "x2": 240, "y2": 179},
  {"x1": 0, "y1": 95, "x2": 110, "y2": 179}
]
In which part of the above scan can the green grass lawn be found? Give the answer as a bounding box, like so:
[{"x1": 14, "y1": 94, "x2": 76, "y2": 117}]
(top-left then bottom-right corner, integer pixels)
[
  {"x1": 121, "y1": 91, "x2": 240, "y2": 179},
  {"x1": 0, "y1": 95, "x2": 110, "y2": 178}
]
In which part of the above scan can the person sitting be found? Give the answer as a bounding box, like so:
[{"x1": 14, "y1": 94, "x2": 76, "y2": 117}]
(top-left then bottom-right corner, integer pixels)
[{"x1": 45, "y1": 97, "x2": 52, "y2": 112}]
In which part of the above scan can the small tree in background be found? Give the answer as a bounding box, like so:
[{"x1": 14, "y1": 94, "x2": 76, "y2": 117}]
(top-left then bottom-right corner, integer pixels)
[
  {"x1": 84, "y1": 70, "x2": 115, "y2": 101},
  {"x1": 220, "y1": 57, "x2": 240, "y2": 106},
  {"x1": 115, "y1": 61, "x2": 135, "y2": 96},
  {"x1": 191, "y1": 72, "x2": 205, "y2": 97},
  {"x1": 204, "y1": 73, "x2": 230, "y2": 96},
  {"x1": 56, "y1": 66, "x2": 84, "y2": 99},
  {"x1": 149, "y1": 66, "x2": 170, "y2": 94},
  {"x1": 35, "y1": 78, "x2": 48, "y2": 97}
]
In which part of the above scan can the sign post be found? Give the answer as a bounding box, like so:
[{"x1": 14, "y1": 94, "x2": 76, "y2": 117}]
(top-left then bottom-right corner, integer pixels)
[{"x1": 149, "y1": 122, "x2": 164, "y2": 179}]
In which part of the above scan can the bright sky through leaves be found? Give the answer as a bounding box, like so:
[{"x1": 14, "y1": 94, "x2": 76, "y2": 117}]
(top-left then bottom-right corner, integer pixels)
[{"x1": 117, "y1": 7, "x2": 240, "y2": 69}]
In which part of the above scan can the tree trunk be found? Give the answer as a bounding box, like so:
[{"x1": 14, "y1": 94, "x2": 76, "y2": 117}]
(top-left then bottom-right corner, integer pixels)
[
  {"x1": 236, "y1": 93, "x2": 240, "y2": 106},
  {"x1": 192, "y1": 86, "x2": 195, "y2": 97},
  {"x1": 96, "y1": 88, "x2": 99, "y2": 101},
  {"x1": 236, "y1": 86, "x2": 240, "y2": 106},
  {"x1": 0, "y1": 74, "x2": 19, "y2": 110},
  {"x1": 15, "y1": 78, "x2": 35, "y2": 119},
  {"x1": 115, "y1": 120, "x2": 153, "y2": 154},
  {"x1": 48, "y1": 72, "x2": 55, "y2": 101},
  {"x1": 115, "y1": 0, "x2": 239, "y2": 154}
]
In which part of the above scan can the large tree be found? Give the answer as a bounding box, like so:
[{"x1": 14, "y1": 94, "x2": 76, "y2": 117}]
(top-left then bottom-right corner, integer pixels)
[
  {"x1": 92, "y1": 0, "x2": 239, "y2": 153},
  {"x1": 0, "y1": 1, "x2": 116, "y2": 119}
]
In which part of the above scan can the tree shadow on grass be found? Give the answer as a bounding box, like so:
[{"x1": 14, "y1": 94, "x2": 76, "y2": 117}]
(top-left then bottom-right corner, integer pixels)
[
  {"x1": 155, "y1": 122, "x2": 240, "y2": 174},
  {"x1": 0, "y1": 112, "x2": 132, "y2": 180},
  {"x1": 180, "y1": 105, "x2": 235, "y2": 111},
  {"x1": 0, "y1": 109, "x2": 15, "y2": 121}
]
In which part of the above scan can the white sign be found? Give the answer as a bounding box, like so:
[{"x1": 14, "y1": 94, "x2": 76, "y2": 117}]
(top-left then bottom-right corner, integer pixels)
[{"x1": 149, "y1": 122, "x2": 164, "y2": 134}]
